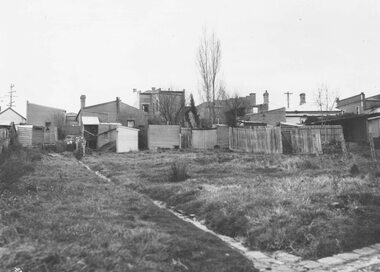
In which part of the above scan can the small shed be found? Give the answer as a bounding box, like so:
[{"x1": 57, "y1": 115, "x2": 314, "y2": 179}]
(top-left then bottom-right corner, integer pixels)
[{"x1": 116, "y1": 126, "x2": 139, "y2": 152}]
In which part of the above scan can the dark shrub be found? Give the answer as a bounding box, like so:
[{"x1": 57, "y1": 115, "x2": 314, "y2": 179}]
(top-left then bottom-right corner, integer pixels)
[
  {"x1": 170, "y1": 161, "x2": 189, "y2": 182},
  {"x1": 350, "y1": 164, "x2": 360, "y2": 176}
]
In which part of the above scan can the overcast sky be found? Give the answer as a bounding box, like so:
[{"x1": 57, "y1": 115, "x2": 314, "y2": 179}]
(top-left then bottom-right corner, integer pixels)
[{"x1": 1, "y1": 0, "x2": 380, "y2": 115}]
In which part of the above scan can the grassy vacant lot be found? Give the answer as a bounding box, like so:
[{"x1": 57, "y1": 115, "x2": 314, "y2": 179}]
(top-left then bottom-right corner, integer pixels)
[
  {"x1": 84, "y1": 148, "x2": 380, "y2": 260},
  {"x1": 0, "y1": 148, "x2": 256, "y2": 272}
]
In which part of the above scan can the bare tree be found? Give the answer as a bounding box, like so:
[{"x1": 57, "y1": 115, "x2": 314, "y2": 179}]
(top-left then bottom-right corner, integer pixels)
[
  {"x1": 315, "y1": 84, "x2": 339, "y2": 112},
  {"x1": 197, "y1": 29, "x2": 222, "y2": 124},
  {"x1": 158, "y1": 91, "x2": 186, "y2": 125}
]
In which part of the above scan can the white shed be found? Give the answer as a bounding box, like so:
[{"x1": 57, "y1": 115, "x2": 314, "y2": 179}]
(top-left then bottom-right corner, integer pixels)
[{"x1": 116, "y1": 126, "x2": 139, "y2": 153}]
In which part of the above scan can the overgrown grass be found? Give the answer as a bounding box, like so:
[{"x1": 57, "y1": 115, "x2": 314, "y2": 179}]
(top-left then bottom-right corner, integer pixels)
[
  {"x1": 84, "y1": 149, "x2": 380, "y2": 260},
  {"x1": 1, "y1": 152, "x2": 256, "y2": 271},
  {"x1": 0, "y1": 146, "x2": 42, "y2": 193}
]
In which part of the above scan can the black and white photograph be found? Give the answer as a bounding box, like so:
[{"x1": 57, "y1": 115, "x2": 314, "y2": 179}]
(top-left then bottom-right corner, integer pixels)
[{"x1": 0, "y1": 1, "x2": 380, "y2": 271}]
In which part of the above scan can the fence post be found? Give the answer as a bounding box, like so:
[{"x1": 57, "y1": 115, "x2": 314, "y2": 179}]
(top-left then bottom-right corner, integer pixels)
[
  {"x1": 340, "y1": 133, "x2": 348, "y2": 160},
  {"x1": 369, "y1": 133, "x2": 377, "y2": 161}
]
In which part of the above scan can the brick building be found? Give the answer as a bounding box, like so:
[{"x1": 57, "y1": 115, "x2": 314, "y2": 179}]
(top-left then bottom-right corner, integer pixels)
[{"x1": 138, "y1": 87, "x2": 185, "y2": 124}]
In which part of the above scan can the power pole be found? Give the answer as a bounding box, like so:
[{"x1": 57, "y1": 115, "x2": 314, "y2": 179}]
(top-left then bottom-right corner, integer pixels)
[
  {"x1": 7, "y1": 84, "x2": 16, "y2": 108},
  {"x1": 284, "y1": 91, "x2": 293, "y2": 108}
]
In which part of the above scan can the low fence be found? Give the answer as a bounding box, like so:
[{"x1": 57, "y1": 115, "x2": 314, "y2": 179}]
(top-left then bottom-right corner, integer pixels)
[{"x1": 229, "y1": 127, "x2": 283, "y2": 154}]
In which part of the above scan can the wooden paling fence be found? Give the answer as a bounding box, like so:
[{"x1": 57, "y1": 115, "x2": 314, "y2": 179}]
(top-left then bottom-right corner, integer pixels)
[
  {"x1": 180, "y1": 127, "x2": 192, "y2": 149},
  {"x1": 289, "y1": 127, "x2": 322, "y2": 155},
  {"x1": 0, "y1": 128, "x2": 9, "y2": 154},
  {"x1": 192, "y1": 129, "x2": 217, "y2": 149},
  {"x1": 311, "y1": 125, "x2": 343, "y2": 143},
  {"x1": 282, "y1": 125, "x2": 344, "y2": 154},
  {"x1": 229, "y1": 127, "x2": 283, "y2": 154}
]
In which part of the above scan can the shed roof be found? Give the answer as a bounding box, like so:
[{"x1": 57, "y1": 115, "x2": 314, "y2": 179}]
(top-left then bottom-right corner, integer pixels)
[{"x1": 82, "y1": 116, "x2": 100, "y2": 125}]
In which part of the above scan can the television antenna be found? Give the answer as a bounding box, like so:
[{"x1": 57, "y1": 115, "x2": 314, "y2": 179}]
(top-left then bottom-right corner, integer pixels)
[{"x1": 7, "y1": 84, "x2": 17, "y2": 108}]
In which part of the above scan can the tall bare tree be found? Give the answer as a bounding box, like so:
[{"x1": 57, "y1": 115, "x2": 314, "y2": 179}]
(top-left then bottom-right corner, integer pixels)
[
  {"x1": 197, "y1": 29, "x2": 222, "y2": 124},
  {"x1": 158, "y1": 91, "x2": 185, "y2": 125},
  {"x1": 315, "y1": 84, "x2": 339, "y2": 112}
]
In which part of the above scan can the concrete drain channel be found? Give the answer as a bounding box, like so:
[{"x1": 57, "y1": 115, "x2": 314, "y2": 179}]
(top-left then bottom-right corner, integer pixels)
[{"x1": 80, "y1": 161, "x2": 380, "y2": 272}]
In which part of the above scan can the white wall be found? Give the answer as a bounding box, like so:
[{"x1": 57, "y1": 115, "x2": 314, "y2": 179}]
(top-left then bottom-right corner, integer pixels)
[{"x1": 116, "y1": 126, "x2": 139, "y2": 152}]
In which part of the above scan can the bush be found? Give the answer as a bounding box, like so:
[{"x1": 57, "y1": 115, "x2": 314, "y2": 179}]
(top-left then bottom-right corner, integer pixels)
[{"x1": 170, "y1": 161, "x2": 189, "y2": 182}]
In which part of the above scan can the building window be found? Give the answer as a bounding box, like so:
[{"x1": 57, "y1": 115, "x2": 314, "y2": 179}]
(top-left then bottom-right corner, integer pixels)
[
  {"x1": 127, "y1": 120, "x2": 135, "y2": 127},
  {"x1": 356, "y1": 106, "x2": 360, "y2": 114},
  {"x1": 142, "y1": 104, "x2": 149, "y2": 113}
]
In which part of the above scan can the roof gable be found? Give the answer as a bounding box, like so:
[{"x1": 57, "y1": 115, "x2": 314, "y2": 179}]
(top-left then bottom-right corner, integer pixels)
[{"x1": 0, "y1": 107, "x2": 26, "y2": 120}]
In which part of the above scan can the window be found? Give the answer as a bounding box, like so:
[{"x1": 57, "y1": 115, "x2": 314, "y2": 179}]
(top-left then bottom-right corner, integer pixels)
[
  {"x1": 142, "y1": 104, "x2": 149, "y2": 113},
  {"x1": 45, "y1": 122, "x2": 51, "y2": 131},
  {"x1": 127, "y1": 120, "x2": 135, "y2": 127},
  {"x1": 356, "y1": 106, "x2": 360, "y2": 114}
]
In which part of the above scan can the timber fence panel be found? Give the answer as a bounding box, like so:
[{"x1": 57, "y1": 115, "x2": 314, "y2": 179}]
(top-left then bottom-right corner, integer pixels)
[
  {"x1": 180, "y1": 127, "x2": 192, "y2": 149},
  {"x1": 148, "y1": 125, "x2": 180, "y2": 149},
  {"x1": 229, "y1": 127, "x2": 282, "y2": 154},
  {"x1": 192, "y1": 129, "x2": 217, "y2": 149},
  {"x1": 216, "y1": 126, "x2": 229, "y2": 148}
]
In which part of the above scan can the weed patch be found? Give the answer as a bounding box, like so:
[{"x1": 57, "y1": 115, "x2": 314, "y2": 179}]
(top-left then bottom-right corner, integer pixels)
[{"x1": 84, "y1": 150, "x2": 380, "y2": 260}]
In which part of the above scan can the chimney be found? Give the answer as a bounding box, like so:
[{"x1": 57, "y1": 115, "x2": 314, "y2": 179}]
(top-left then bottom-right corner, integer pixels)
[
  {"x1": 80, "y1": 95, "x2": 86, "y2": 110},
  {"x1": 152, "y1": 87, "x2": 156, "y2": 91},
  {"x1": 116, "y1": 97, "x2": 121, "y2": 121},
  {"x1": 360, "y1": 92, "x2": 365, "y2": 112},
  {"x1": 263, "y1": 90, "x2": 269, "y2": 105},
  {"x1": 299, "y1": 93, "x2": 306, "y2": 105},
  {"x1": 249, "y1": 93, "x2": 256, "y2": 106}
]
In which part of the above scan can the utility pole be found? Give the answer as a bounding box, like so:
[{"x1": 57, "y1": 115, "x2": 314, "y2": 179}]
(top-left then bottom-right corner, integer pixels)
[
  {"x1": 284, "y1": 91, "x2": 293, "y2": 108},
  {"x1": 7, "y1": 84, "x2": 16, "y2": 108}
]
